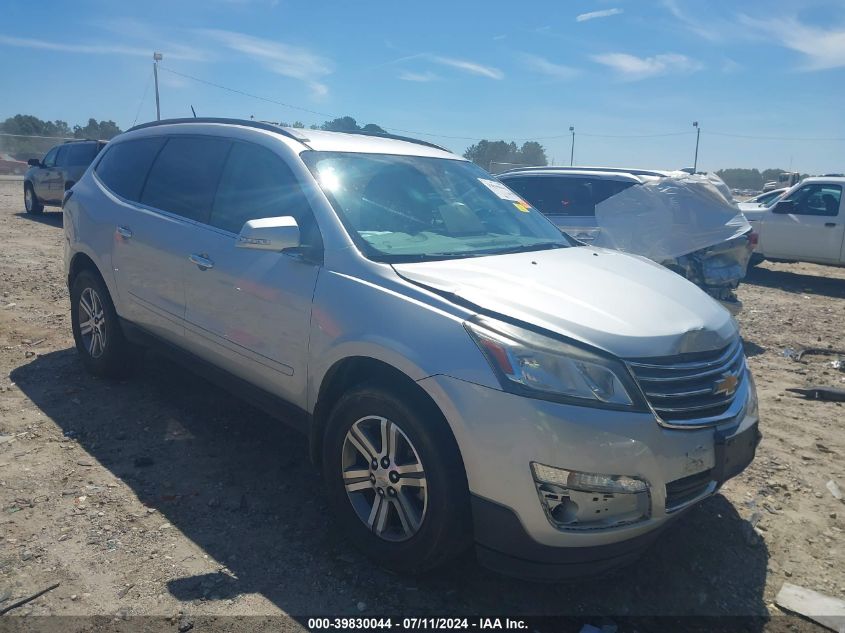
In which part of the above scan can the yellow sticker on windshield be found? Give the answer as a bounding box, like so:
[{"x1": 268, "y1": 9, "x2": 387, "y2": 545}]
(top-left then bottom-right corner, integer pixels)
[{"x1": 513, "y1": 201, "x2": 531, "y2": 213}]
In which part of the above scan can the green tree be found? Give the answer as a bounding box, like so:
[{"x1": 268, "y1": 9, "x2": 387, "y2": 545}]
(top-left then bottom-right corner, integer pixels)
[
  {"x1": 320, "y1": 116, "x2": 361, "y2": 132},
  {"x1": 715, "y1": 168, "x2": 763, "y2": 190},
  {"x1": 361, "y1": 123, "x2": 387, "y2": 134},
  {"x1": 72, "y1": 118, "x2": 122, "y2": 140},
  {"x1": 463, "y1": 139, "x2": 548, "y2": 173}
]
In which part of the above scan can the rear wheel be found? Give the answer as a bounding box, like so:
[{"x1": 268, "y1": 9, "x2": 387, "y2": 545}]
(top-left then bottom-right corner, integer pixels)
[
  {"x1": 70, "y1": 270, "x2": 135, "y2": 378},
  {"x1": 24, "y1": 183, "x2": 43, "y2": 214},
  {"x1": 323, "y1": 384, "x2": 471, "y2": 574},
  {"x1": 748, "y1": 253, "x2": 765, "y2": 267}
]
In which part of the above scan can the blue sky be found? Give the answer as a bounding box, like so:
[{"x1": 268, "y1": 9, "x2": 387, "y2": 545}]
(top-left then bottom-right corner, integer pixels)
[{"x1": 1, "y1": 0, "x2": 843, "y2": 173}]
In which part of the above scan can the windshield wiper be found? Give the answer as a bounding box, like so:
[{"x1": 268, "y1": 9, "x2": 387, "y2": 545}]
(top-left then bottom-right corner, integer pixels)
[
  {"x1": 375, "y1": 252, "x2": 482, "y2": 263},
  {"x1": 491, "y1": 242, "x2": 567, "y2": 255}
]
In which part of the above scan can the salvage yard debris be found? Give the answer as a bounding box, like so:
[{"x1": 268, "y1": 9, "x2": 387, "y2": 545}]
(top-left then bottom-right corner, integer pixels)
[
  {"x1": 786, "y1": 387, "x2": 845, "y2": 402},
  {"x1": 775, "y1": 582, "x2": 845, "y2": 631}
]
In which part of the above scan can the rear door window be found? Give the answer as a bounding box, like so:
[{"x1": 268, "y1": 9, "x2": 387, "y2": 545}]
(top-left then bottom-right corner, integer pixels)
[
  {"x1": 141, "y1": 136, "x2": 232, "y2": 224},
  {"x1": 209, "y1": 141, "x2": 319, "y2": 245},
  {"x1": 65, "y1": 143, "x2": 99, "y2": 166},
  {"x1": 95, "y1": 137, "x2": 166, "y2": 202}
]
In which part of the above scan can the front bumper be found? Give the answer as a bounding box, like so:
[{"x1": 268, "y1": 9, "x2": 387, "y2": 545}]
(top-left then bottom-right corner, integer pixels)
[{"x1": 418, "y1": 374, "x2": 759, "y2": 579}]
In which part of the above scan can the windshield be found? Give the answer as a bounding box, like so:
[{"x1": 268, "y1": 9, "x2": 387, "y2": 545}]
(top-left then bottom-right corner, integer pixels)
[
  {"x1": 301, "y1": 151, "x2": 568, "y2": 262},
  {"x1": 761, "y1": 191, "x2": 785, "y2": 207}
]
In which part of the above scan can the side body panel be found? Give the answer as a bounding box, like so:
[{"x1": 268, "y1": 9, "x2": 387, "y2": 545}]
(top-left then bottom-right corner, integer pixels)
[{"x1": 182, "y1": 224, "x2": 320, "y2": 406}]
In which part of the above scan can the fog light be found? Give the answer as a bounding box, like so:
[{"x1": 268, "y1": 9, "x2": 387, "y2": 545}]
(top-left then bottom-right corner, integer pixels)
[{"x1": 531, "y1": 462, "x2": 650, "y2": 530}]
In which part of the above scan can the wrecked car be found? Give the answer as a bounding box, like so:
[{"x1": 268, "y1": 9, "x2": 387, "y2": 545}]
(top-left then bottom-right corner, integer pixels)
[{"x1": 499, "y1": 167, "x2": 754, "y2": 313}]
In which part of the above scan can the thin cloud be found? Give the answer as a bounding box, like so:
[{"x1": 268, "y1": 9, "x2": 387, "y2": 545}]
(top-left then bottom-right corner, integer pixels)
[
  {"x1": 90, "y1": 18, "x2": 211, "y2": 62},
  {"x1": 0, "y1": 34, "x2": 149, "y2": 58},
  {"x1": 199, "y1": 29, "x2": 333, "y2": 97},
  {"x1": 662, "y1": 0, "x2": 721, "y2": 41},
  {"x1": 592, "y1": 52, "x2": 702, "y2": 80},
  {"x1": 739, "y1": 14, "x2": 845, "y2": 70},
  {"x1": 398, "y1": 70, "x2": 440, "y2": 82},
  {"x1": 430, "y1": 55, "x2": 503, "y2": 79},
  {"x1": 519, "y1": 53, "x2": 578, "y2": 80},
  {"x1": 576, "y1": 8, "x2": 623, "y2": 22}
]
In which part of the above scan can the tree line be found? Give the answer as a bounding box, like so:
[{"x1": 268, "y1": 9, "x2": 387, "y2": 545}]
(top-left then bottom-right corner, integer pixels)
[
  {"x1": 0, "y1": 115, "x2": 122, "y2": 160},
  {"x1": 715, "y1": 168, "x2": 810, "y2": 191}
]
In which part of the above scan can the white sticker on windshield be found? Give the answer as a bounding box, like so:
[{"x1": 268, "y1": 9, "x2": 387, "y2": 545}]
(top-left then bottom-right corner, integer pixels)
[{"x1": 478, "y1": 178, "x2": 522, "y2": 202}]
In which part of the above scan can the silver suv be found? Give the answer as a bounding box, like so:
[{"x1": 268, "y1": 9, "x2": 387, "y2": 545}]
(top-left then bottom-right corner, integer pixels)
[{"x1": 64, "y1": 119, "x2": 760, "y2": 580}]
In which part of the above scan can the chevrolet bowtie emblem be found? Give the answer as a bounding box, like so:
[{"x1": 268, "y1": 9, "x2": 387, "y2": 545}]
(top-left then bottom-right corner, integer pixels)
[{"x1": 713, "y1": 373, "x2": 739, "y2": 397}]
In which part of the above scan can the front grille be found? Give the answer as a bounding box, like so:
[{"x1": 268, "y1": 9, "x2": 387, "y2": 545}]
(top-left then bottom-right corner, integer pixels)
[
  {"x1": 627, "y1": 338, "x2": 746, "y2": 425},
  {"x1": 665, "y1": 469, "x2": 713, "y2": 510}
]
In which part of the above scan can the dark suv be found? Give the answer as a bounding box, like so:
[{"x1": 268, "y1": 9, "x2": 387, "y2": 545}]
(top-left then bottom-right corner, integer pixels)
[{"x1": 24, "y1": 140, "x2": 106, "y2": 214}]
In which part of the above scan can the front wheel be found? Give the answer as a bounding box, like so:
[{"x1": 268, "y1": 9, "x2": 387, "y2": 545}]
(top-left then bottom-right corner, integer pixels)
[
  {"x1": 70, "y1": 270, "x2": 135, "y2": 378},
  {"x1": 24, "y1": 183, "x2": 43, "y2": 214},
  {"x1": 323, "y1": 384, "x2": 471, "y2": 574}
]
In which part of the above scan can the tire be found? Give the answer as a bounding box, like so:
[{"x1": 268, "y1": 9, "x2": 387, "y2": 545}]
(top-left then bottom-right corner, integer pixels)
[
  {"x1": 24, "y1": 183, "x2": 43, "y2": 214},
  {"x1": 322, "y1": 383, "x2": 471, "y2": 574},
  {"x1": 70, "y1": 270, "x2": 135, "y2": 378},
  {"x1": 748, "y1": 253, "x2": 765, "y2": 267}
]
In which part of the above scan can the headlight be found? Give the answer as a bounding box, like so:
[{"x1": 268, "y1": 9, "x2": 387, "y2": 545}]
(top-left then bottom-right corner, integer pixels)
[{"x1": 465, "y1": 318, "x2": 643, "y2": 409}]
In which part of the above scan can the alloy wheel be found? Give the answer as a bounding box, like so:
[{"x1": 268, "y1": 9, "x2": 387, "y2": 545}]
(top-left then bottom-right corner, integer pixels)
[
  {"x1": 341, "y1": 415, "x2": 428, "y2": 542},
  {"x1": 78, "y1": 287, "x2": 107, "y2": 359},
  {"x1": 24, "y1": 187, "x2": 32, "y2": 212}
]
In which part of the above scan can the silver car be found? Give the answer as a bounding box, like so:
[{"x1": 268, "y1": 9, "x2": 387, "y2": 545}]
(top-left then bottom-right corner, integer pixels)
[{"x1": 63, "y1": 118, "x2": 760, "y2": 580}]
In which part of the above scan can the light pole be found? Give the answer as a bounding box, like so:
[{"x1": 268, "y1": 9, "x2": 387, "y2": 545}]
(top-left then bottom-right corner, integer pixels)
[
  {"x1": 153, "y1": 52, "x2": 163, "y2": 121},
  {"x1": 692, "y1": 121, "x2": 700, "y2": 173},
  {"x1": 569, "y1": 126, "x2": 575, "y2": 166}
]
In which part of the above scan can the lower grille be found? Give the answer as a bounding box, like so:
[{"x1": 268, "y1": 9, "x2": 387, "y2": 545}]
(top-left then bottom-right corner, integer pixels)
[
  {"x1": 627, "y1": 338, "x2": 746, "y2": 425},
  {"x1": 665, "y1": 469, "x2": 713, "y2": 510}
]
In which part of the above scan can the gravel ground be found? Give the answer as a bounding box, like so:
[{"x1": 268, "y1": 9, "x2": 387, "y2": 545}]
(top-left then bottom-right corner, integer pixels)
[{"x1": 0, "y1": 180, "x2": 842, "y2": 629}]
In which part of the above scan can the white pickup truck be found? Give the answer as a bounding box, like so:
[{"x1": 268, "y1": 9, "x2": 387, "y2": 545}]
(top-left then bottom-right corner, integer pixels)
[{"x1": 745, "y1": 177, "x2": 845, "y2": 266}]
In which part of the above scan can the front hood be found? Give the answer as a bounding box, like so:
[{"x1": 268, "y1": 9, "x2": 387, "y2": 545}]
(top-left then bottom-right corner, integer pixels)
[{"x1": 393, "y1": 247, "x2": 737, "y2": 358}]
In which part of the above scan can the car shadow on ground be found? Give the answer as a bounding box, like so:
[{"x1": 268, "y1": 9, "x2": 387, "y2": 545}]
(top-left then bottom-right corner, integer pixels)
[
  {"x1": 13, "y1": 210, "x2": 63, "y2": 227},
  {"x1": 745, "y1": 264, "x2": 845, "y2": 300},
  {"x1": 12, "y1": 349, "x2": 771, "y2": 624}
]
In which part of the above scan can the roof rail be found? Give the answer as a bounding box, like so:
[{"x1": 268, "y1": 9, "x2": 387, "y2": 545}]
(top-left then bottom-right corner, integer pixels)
[
  {"x1": 125, "y1": 117, "x2": 452, "y2": 154},
  {"x1": 125, "y1": 118, "x2": 311, "y2": 144},
  {"x1": 61, "y1": 138, "x2": 106, "y2": 144},
  {"x1": 499, "y1": 165, "x2": 668, "y2": 177},
  {"x1": 337, "y1": 129, "x2": 450, "y2": 152}
]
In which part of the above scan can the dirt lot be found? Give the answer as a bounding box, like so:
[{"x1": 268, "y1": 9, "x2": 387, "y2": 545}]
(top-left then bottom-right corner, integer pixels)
[{"x1": 0, "y1": 179, "x2": 842, "y2": 628}]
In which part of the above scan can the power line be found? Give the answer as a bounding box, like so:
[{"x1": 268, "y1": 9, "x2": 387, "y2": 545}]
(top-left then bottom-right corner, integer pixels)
[
  {"x1": 0, "y1": 132, "x2": 76, "y2": 140},
  {"x1": 706, "y1": 130, "x2": 845, "y2": 142},
  {"x1": 579, "y1": 131, "x2": 693, "y2": 139},
  {"x1": 159, "y1": 67, "x2": 696, "y2": 142},
  {"x1": 131, "y1": 68, "x2": 154, "y2": 128},
  {"x1": 157, "y1": 67, "x2": 845, "y2": 144}
]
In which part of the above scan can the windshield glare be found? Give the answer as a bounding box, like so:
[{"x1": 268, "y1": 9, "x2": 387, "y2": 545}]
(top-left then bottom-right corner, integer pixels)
[{"x1": 302, "y1": 151, "x2": 568, "y2": 262}]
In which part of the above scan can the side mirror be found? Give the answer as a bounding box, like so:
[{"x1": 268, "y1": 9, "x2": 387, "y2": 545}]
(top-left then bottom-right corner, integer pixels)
[
  {"x1": 236, "y1": 216, "x2": 300, "y2": 251},
  {"x1": 772, "y1": 200, "x2": 795, "y2": 214},
  {"x1": 27, "y1": 158, "x2": 41, "y2": 167}
]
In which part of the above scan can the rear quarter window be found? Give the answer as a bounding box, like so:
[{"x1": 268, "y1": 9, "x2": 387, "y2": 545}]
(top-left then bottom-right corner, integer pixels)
[
  {"x1": 140, "y1": 136, "x2": 232, "y2": 223},
  {"x1": 95, "y1": 137, "x2": 166, "y2": 201},
  {"x1": 65, "y1": 143, "x2": 100, "y2": 167}
]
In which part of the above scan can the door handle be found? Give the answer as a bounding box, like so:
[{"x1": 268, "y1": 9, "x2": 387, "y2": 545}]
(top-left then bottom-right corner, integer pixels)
[
  {"x1": 116, "y1": 225, "x2": 133, "y2": 239},
  {"x1": 825, "y1": 222, "x2": 837, "y2": 227},
  {"x1": 189, "y1": 253, "x2": 214, "y2": 270}
]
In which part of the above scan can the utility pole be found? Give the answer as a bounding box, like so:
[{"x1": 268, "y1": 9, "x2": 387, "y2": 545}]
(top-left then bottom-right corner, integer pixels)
[
  {"x1": 569, "y1": 126, "x2": 575, "y2": 166},
  {"x1": 153, "y1": 52, "x2": 163, "y2": 121},
  {"x1": 692, "y1": 121, "x2": 700, "y2": 173}
]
